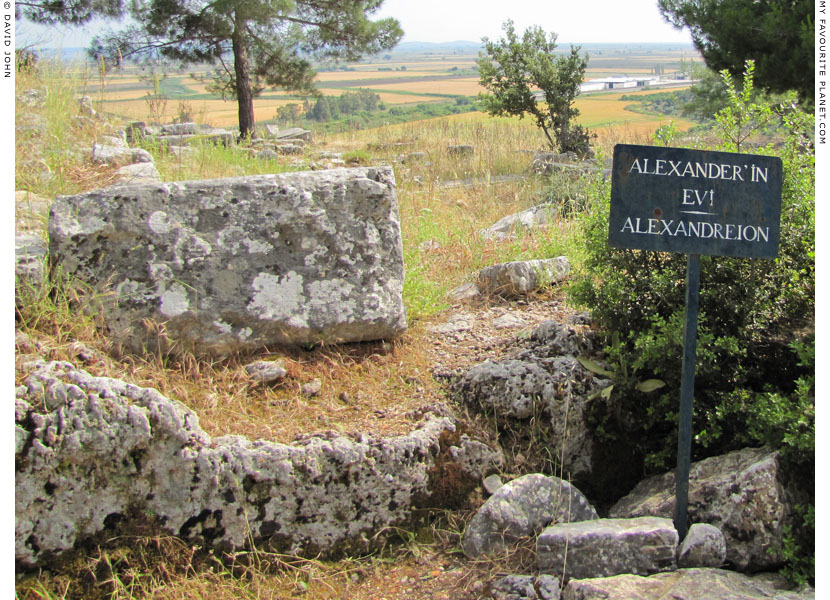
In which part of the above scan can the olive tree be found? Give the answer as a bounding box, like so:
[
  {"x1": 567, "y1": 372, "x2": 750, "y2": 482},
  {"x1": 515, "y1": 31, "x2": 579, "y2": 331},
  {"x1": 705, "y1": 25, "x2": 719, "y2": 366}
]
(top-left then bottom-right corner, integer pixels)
[{"x1": 477, "y1": 20, "x2": 593, "y2": 156}]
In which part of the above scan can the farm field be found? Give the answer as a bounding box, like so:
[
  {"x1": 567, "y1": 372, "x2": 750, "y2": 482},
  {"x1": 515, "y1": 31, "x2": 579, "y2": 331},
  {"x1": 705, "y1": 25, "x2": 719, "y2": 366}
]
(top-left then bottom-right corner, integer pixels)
[{"x1": 87, "y1": 41, "x2": 701, "y2": 131}]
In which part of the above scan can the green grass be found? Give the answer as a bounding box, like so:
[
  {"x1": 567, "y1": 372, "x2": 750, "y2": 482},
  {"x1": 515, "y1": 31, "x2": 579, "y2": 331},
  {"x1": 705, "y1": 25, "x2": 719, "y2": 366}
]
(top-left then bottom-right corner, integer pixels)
[{"x1": 14, "y1": 57, "x2": 666, "y2": 599}]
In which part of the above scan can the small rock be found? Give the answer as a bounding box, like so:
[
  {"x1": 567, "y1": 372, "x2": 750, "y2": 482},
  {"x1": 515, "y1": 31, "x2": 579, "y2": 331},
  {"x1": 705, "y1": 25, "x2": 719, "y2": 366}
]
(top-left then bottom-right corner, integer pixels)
[
  {"x1": 15, "y1": 234, "x2": 48, "y2": 299},
  {"x1": 69, "y1": 342, "x2": 99, "y2": 364},
  {"x1": 418, "y1": 239, "x2": 441, "y2": 252},
  {"x1": 447, "y1": 282, "x2": 480, "y2": 302},
  {"x1": 257, "y1": 149, "x2": 279, "y2": 160},
  {"x1": 448, "y1": 144, "x2": 474, "y2": 156},
  {"x1": 116, "y1": 162, "x2": 162, "y2": 184},
  {"x1": 161, "y1": 122, "x2": 199, "y2": 136},
  {"x1": 483, "y1": 473, "x2": 504, "y2": 495},
  {"x1": 479, "y1": 204, "x2": 557, "y2": 242},
  {"x1": 15, "y1": 331, "x2": 37, "y2": 354},
  {"x1": 535, "y1": 575, "x2": 561, "y2": 600},
  {"x1": 492, "y1": 313, "x2": 527, "y2": 329},
  {"x1": 100, "y1": 135, "x2": 128, "y2": 148},
  {"x1": 91, "y1": 143, "x2": 153, "y2": 166},
  {"x1": 490, "y1": 575, "x2": 536, "y2": 600},
  {"x1": 566, "y1": 311, "x2": 592, "y2": 326},
  {"x1": 245, "y1": 359, "x2": 287, "y2": 383},
  {"x1": 678, "y1": 522, "x2": 727, "y2": 568},
  {"x1": 302, "y1": 378, "x2": 322, "y2": 397},
  {"x1": 429, "y1": 313, "x2": 474, "y2": 335}
]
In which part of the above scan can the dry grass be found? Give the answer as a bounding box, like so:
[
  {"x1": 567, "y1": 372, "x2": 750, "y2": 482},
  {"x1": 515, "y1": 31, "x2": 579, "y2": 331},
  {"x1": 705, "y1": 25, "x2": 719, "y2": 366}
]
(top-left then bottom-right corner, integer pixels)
[{"x1": 15, "y1": 56, "x2": 694, "y2": 599}]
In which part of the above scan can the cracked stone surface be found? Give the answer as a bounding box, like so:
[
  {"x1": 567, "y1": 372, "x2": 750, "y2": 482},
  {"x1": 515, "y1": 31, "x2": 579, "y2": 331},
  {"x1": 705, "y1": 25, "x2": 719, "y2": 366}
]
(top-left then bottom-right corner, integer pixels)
[
  {"x1": 537, "y1": 516, "x2": 678, "y2": 581},
  {"x1": 49, "y1": 167, "x2": 407, "y2": 356},
  {"x1": 15, "y1": 360, "x2": 501, "y2": 569}
]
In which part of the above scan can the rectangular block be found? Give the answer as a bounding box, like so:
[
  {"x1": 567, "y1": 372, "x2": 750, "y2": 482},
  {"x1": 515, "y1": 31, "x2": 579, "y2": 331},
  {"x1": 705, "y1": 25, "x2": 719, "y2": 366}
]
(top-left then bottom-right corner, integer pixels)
[{"x1": 49, "y1": 167, "x2": 407, "y2": 356}]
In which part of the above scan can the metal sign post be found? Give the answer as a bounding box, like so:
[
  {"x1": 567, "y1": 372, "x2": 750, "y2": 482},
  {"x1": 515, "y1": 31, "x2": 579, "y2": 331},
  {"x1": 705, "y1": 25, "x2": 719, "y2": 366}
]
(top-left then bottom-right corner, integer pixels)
[
  {"x1": 675, "y1": 253, "x2": 700, "y2": 540},
  {"x1": 608, "y1": 144, "x2": 782, "y2": 540}
]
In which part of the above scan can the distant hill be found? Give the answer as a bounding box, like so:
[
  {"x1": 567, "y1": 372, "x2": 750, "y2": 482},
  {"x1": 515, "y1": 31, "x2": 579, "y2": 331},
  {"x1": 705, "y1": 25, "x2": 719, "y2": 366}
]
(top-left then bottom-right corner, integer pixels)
[
  {"x1": 392, "y1": 41, "x2": 483, "y2": 53},
  {"x1": 389, "y1": 40, "x2": 696, "y2": 56}
]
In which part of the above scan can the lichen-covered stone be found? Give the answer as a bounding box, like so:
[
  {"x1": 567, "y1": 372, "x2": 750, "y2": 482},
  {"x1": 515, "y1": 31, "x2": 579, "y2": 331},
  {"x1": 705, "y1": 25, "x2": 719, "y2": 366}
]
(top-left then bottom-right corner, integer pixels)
[
  {"x1": 15, "y1": 361, "x2": 498, "y2": 569},
  {"x1": 609, "y1": 447, "x2": 797, "y2": 572},
  {"x1": 562, "y1": 568, "x2": 815, "y2": 600},
  {"x1": 462, "y1": 473, "x2": 598, "y2": 558},
  {"x1": 15, "y1": 234, "x2": 47, "y2": 300},
  {"x1": 479, "y1": 204, "x2": 557, "y2": 242},
  {"x1": 490, "y1": 574, "x2": 561, "y2": 600},
  {"x1": 453, "y1": 343, "x2": 606, "y2": 480},
  {"x1": 538, "y1": 517, "x2": 678, "y2": 581},
  {"x1": 477, "y1": 258, "x2": 570, "y2": 297},
  {"x1": 677, "y1": 523, "x2": 726, "y2": 568},
  {"x1": 49, "y1": 167, "x2": 407, "y2": 356}
]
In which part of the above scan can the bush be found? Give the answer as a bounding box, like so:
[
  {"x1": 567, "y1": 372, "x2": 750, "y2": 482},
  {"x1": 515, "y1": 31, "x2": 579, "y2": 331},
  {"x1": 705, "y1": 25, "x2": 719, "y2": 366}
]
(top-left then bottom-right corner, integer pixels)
[{"x1": 569, "y1": 63, "x2": 814, "y2": 581}]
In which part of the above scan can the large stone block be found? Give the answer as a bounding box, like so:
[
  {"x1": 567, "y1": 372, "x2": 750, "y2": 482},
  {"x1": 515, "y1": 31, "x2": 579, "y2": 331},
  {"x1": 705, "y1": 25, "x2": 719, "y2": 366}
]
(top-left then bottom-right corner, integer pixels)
[
  {"x1": 538, "y1": 517, "x2": 678, "y2": 581},
  {"x1": 562, "y1": 569, "x2": 814, "y2": 600},
  {"x1": 609, "y1": 447, "x2": 798, "y2": 572},
  {"x1": 477, "y1": 257, "x2": 570, "y2": 297},
  {"x1": 15, "y1": 360, "x2": 499, "y2": 569},
  {"x1": 49, "y1": 167, "x2": 407, "y2": 356},
  {"x1": 462, "y1": 473, "x2": 598, "y2": 558}
]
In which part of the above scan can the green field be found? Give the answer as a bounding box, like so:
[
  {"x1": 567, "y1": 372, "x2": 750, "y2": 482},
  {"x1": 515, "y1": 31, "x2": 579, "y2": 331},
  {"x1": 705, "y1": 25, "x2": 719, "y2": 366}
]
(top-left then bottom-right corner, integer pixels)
[{"x1": 89, "y1": 42, "x2": 702, "y2": 128}]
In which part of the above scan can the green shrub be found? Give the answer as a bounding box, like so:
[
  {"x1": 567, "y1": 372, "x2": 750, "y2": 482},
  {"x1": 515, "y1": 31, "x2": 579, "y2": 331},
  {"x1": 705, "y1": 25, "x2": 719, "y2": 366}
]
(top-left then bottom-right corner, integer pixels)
[{"x1": 569, "y1": 64, "x2": 814, "y2": 582}]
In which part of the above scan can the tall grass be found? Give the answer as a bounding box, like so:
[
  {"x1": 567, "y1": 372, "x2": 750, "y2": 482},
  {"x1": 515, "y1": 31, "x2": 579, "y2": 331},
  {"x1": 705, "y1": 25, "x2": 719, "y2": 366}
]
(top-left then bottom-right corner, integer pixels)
[
  {"x1": 15, "y1": 59, "x2": 670, "y2": 599},
  {"x1": 15, "y1": 59, "x2": 122, "y2": 198}
]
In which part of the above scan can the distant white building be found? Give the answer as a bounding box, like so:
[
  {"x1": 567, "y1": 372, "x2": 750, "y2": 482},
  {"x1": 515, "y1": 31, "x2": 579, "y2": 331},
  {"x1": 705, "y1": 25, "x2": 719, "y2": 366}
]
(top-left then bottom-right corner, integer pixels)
[
  {"x1": 576, "y1": 76, "x2": 693, "y2": 93},
  {"x1": 533, "y1": 77, "x2": 694, "y2": 101}
]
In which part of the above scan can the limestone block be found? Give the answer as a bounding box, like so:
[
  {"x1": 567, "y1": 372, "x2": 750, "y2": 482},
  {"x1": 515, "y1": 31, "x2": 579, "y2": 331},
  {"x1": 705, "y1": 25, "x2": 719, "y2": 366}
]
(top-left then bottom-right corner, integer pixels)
[
  {"x1": 91, "y1": 143, "x2": 153, "y2": 166},
  {"x1": 477, "y1": 257, "x2": 570, "y2": 297},
  {"x1": 562, "y1": 568, "x2": 815, "y2": 600},
  {"x1": 49, "y1": 167, "x2": 407, "y2": 356},
  {"x1": 15, "y1": 360, "x2": 498, "y2": 569},
  {"x1": 161, "y1": 122, "x2": 199, "y2": 135},
  {"x1": 480, "y1": 204, "x2": 558, "y2": 242},
  {"x1": 463, "y1": 473, "x2": 598, "y2": 558},
  {"x1": 609, "y1": 447, "x2": 798, "y2": 571},
  {"x1": 538, "y1": 517, "x2": 678, "y2": 581}
]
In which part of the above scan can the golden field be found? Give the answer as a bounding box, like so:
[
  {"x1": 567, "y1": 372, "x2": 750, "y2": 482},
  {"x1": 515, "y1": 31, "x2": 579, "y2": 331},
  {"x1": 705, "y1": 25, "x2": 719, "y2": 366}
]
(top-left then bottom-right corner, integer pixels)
[{"x1": 87, "y1": 44, "x2": 699, "y2": 129}]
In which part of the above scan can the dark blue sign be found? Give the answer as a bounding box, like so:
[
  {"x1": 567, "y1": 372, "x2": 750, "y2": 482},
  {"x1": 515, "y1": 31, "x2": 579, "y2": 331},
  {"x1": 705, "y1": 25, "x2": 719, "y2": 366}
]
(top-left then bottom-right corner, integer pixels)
[{"x1": 609, "y1": 144, "x2": 782, "y2": 258}]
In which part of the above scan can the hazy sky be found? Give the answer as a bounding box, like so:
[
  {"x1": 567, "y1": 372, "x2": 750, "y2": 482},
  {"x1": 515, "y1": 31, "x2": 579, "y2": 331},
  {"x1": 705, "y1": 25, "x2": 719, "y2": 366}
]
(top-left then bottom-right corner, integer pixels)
[
  {"x1": 17, "y1": 0, "x2": 693, "y2": 49},
  {"x1": 374, "y1": 0, "x2": 693, "y2": 45}
]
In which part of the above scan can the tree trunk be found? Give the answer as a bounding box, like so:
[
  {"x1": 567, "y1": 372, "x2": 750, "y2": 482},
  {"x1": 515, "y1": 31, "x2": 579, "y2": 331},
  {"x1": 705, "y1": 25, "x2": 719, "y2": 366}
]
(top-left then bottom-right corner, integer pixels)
[{"x1": 232, "y1": 16, "x2": 255, "y2": 140}]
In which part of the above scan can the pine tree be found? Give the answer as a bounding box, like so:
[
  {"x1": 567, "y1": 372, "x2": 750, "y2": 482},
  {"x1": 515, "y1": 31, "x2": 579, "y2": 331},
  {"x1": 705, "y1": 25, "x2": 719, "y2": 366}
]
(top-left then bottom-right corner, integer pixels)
[
  {"x1": 90, "y1": 0, "x2": 402, "y2": 138},
  {"x1": 658, "y1": 0, "x2": 813, "y2": 106}
]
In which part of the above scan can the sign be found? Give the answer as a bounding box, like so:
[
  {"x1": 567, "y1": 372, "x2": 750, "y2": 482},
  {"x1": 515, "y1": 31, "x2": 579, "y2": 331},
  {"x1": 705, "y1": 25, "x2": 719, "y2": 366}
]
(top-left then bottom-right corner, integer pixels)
[
  {"x1": 608, "y1": 143, "x2": 783, "y2": 542},
  {"x1": 609, "y1": 144, "x2": 783, "y2": 258}
]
